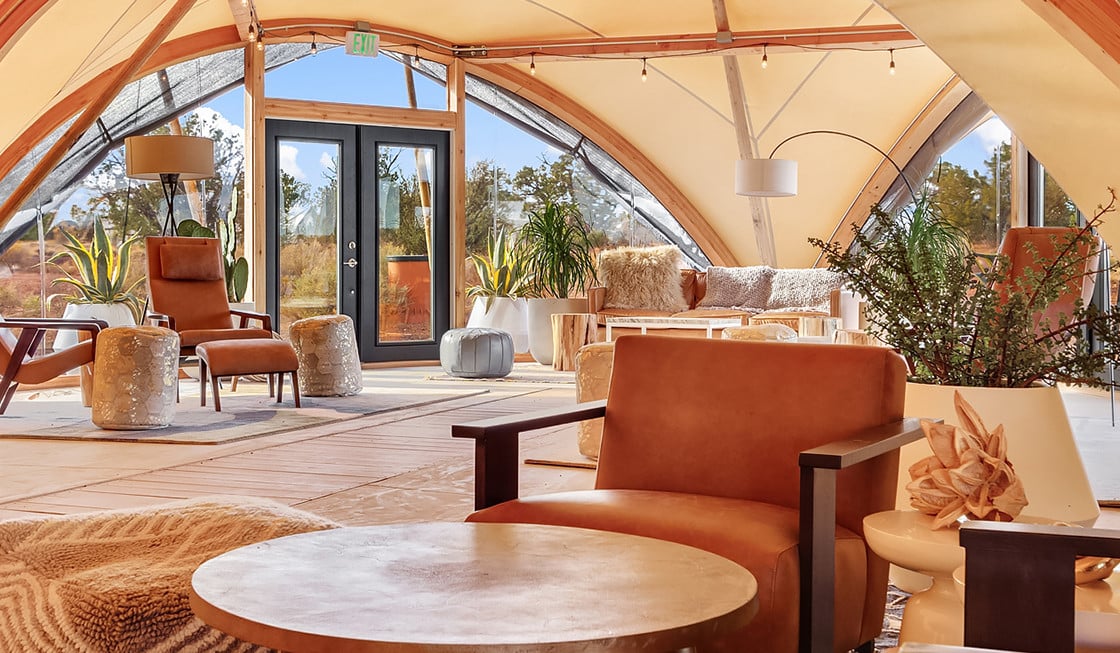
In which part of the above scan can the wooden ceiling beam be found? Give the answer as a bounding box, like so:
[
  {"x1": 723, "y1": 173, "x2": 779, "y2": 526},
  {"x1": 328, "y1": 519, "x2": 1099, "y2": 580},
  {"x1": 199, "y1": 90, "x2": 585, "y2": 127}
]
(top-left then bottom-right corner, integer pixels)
[
  {"x1": 455, "y1": 24, "x2": 918, "y2": 62},
  {"x1": 0, "y1": 0, "x2": 54, "y2": 58},
  {"x1": 225, "y1": 0, "x2": 252, "y2": 42},
  {"x1": 0, "y1": 0, "x2": 198, "y2": 233}
]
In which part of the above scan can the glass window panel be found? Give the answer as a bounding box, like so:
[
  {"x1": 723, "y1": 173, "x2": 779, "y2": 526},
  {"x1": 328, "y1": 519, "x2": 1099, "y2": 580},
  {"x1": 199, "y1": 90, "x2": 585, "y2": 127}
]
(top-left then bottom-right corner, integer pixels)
[
  {"x1": 277, "y1": 139, "x2": 339, "y2": 336},
  {"x1": 928, "y1": 117, "x2": 1011, "y2": 254},
  {"x1": 266, "y1": 46, "x2": 446, "y2": 110},
  {"x1": 377, "y1": 145, "x2": 434, "y2": 344}
]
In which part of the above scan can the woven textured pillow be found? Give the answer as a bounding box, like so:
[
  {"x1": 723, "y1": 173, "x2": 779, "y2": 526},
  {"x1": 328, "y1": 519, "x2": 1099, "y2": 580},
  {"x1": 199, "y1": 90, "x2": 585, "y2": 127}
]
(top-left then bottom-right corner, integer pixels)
[
  {"x1": 697, "y1": 266, "x2": 773, "y2": 309},
  {"x1": 767, "y1": 268, "x2": 843, "y2": 310},
  {"x1": 598, "y1": 245, "x2": 687, "y2": 312}
]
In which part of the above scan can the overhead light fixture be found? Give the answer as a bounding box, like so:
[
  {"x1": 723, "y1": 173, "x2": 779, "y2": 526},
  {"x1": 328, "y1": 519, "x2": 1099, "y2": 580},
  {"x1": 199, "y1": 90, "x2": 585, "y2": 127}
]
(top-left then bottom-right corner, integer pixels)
[
  {"x1": 530, "y1": 52, "x2": 536, "y2": 76},
  {"x1": 889, "y1": 48, "x2": 896, "y2": 75},
  {"x1": 310, "y1": 32, "x2": 318, "y2": 56},
  {"x1": 124, "y1": 135, "x2": 215, "y2": 235},
  {"x1": 734, "y1": 129, "x2": 916, "y2": 201},
  {"x1": 761, "y1": 44, "x2": 768, "y2": 69},
  {"x1": 641, "y1": 58, "x2": 648, "y2": 82}
]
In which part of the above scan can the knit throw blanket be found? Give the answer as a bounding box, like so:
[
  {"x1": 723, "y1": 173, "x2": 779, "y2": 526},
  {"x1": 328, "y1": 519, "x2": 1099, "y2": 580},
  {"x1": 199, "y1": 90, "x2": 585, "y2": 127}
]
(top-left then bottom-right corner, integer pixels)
[{"x1": 0, "y1": 496, "x2": 338, "y2": 652}]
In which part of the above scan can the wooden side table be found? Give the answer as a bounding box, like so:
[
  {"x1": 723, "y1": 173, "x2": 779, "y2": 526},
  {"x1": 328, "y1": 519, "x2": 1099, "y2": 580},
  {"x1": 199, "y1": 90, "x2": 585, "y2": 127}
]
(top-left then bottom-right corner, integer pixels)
[
  {"x1": 191, "y1": 522, "x2": 759, "y2": 652},
  {"x1": 550, "y1": 312, "x2": 597, "y2": 371}
]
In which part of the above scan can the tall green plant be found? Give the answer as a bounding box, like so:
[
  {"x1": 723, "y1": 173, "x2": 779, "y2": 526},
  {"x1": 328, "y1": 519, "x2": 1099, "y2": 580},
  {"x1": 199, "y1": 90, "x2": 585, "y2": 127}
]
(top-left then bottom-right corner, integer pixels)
[
  {"x1": 811, "y1": 191, "x2": 1120, "y2": 388},
  {"x1": 176, "y1": 189, "x2": 249, "y2": 302},
  {"x1": 467, "y1": 229, "x2": 532, "y2": 310},
  {"x1": 49, "y1": 216, "x2": 144, "y2": 321},
  {"x1": 518, "y1": 201, "x2": 596, "y2": 299}
]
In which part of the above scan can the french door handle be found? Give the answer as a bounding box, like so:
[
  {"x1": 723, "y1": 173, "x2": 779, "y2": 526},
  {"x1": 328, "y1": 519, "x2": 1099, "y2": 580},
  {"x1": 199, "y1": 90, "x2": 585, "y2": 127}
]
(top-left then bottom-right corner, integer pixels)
[{"x1": 344, "y1": 258, "x2": 358, "y2": 268}]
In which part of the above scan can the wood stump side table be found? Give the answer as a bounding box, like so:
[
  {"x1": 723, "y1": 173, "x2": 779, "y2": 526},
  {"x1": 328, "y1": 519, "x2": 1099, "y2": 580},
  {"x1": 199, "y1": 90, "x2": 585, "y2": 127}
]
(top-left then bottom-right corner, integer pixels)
[
  {"x1": 91, "y1": 325, "x2": 179, "y2": 430},
  {"x1": 551, "y1": 313, "x2": 597, "y2": 371}
]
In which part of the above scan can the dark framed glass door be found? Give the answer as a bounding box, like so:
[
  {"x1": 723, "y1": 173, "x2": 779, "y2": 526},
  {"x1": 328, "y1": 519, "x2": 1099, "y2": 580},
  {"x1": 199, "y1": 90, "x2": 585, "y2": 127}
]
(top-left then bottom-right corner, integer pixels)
[{"x1": 265, "y1": 120, "x2": 449, "y2": 362}]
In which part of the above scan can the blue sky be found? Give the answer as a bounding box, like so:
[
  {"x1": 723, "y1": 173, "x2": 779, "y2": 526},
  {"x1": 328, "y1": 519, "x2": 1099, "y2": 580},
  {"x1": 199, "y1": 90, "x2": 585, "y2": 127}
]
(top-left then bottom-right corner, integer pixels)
[{"x1": 202, "y1": 46, "x2": 559, "y2": 186}]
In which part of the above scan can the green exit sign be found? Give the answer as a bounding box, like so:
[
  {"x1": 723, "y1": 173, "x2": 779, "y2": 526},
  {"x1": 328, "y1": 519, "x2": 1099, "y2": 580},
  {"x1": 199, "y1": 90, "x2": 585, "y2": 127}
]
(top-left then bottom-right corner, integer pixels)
[{"x1": 345, "y1": 31, "x2": 380, "y2": 57}]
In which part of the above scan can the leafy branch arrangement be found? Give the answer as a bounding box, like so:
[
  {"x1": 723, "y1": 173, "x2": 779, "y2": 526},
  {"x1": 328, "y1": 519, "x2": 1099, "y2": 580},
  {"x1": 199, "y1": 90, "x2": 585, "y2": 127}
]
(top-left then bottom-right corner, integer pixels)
[
  {"x1": 811, "y1": 190, "x2": 1120, "y2": 388},
  {"x1": 49, "y1": 215, "x2": 144, "y2": 322}
]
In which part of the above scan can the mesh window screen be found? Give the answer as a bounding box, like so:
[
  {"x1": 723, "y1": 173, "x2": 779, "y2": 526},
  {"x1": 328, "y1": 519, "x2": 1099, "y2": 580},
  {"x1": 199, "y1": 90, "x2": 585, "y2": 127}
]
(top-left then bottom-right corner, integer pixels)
[{"x1": 0, "y1": 44, "x2": 313, "y2": 251}]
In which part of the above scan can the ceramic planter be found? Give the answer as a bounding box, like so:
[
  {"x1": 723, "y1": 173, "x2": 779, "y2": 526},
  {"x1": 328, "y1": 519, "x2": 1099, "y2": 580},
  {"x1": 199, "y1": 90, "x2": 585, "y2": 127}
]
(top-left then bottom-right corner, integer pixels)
[
  {"x1": 526, "y1": 297, "x2": 588, "y2": 365},
  {"x1": 53, "y1": 302, "x2": 136, "y2": 350},
  {"x1": 466, "y1": 297, "x2": 529, "y2": 353},
  {"x1": 900, "y1": 382, "x2": 1099, "y2": 526}
]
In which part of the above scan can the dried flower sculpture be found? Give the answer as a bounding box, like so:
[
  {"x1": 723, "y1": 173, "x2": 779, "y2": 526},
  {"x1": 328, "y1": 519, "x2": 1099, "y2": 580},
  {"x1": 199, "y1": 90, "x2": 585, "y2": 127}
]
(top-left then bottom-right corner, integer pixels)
[{"x1": 907, "y1": 391, "x2": 1029, "y2": 529}]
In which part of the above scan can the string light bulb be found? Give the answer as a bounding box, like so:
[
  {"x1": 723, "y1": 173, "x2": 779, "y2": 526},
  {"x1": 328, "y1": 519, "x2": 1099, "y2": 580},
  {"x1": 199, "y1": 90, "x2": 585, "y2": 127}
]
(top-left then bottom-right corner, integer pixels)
[
  {"x1": 255, "y1": 26, "x2": 263, "y2": 51},
  {"x1": 761, "y1": 44, "x2": 768, "y2": 69},
  {"x1": 889, "y1": 48, "x2": 896, "y2": 75},
  {"x1": 530, "y1": 52, "x2": 536, "y2": 76},
  {"x1": 310, "y1": 32, "x2": 317, "y2": 56},
  {"x1": 640, "y1": 58, "x2": 648, "y2": 82}
]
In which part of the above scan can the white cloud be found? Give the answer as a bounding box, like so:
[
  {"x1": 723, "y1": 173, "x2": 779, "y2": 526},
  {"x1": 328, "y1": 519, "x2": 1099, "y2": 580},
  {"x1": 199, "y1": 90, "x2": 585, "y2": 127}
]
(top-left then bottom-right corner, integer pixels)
[
  {"x1": 974, "y1": 118, "x2": 1011, "y2": 154},
  {"x1": 190, "y1": 107, "x2": 244, "y2": 142},
  {"x1": 319, "y1": 151, "x2": 335, "y2": 169},
  {"x1": 279, "y1": 144, "x2": 305, "y2": 180}
]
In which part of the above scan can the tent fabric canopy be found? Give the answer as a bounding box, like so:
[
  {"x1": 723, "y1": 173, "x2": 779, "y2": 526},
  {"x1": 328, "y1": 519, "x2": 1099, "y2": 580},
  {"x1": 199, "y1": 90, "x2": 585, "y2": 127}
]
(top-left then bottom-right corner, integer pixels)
[{"x1": 0, "y1": 0, "x2": 1116, "y2": 263}]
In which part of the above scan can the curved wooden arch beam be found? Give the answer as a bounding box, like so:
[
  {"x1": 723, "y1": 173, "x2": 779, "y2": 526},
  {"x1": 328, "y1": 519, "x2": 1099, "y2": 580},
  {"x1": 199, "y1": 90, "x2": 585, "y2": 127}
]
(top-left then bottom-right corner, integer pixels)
[
  {"x1": 465, "y1": 62, "x2": 737, "y2": 266},
  {"x1": 0, "y1": 0, "x2": 55, "y2": 59},
  {"x1": 0, "y1": 0, "x2": 197, "y2": 232},
  {"x1": 818, "y1": 75, "x2": 971, "y2": 260}
]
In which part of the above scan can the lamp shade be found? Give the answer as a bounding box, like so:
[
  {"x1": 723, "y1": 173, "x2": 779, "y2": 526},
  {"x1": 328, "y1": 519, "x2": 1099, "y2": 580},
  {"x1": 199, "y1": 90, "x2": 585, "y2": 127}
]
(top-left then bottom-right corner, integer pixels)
[
  {"x1": 124, "y1": 135, "x2": 215, "y2": 180},
  {"x1": 735, "y1": 158, "x2": 797, "y2": 197}
]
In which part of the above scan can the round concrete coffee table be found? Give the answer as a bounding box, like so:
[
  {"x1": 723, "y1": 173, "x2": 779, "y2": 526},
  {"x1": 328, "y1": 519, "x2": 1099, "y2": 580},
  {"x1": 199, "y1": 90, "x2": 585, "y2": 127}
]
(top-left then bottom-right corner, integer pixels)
[{"x1": 190, "y1": 522, "x2": 759, "y2": 652}]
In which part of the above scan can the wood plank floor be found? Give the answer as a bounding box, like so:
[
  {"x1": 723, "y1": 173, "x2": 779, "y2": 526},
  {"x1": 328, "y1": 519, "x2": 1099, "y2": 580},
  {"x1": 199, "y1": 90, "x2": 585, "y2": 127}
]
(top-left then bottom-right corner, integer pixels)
[{"x1": 0, "y1": 373, "x2": 596, "y2": 524}]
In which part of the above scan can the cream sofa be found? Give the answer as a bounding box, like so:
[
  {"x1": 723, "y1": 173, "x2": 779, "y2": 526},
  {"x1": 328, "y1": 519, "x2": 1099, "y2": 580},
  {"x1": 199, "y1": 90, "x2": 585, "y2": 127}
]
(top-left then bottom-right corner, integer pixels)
[{"x1": 589, "y1": 264, "x2": 843, "y2": 330}]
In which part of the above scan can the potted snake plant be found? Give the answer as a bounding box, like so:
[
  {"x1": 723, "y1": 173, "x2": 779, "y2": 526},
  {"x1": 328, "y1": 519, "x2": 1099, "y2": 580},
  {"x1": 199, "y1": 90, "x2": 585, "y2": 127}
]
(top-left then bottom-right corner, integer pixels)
[
  {"x1": 48, "y1": 215, "x2": 143, "y2": 349},
  {"x1": 466, "y1": 228, "x2": 532, "y2": 353}
]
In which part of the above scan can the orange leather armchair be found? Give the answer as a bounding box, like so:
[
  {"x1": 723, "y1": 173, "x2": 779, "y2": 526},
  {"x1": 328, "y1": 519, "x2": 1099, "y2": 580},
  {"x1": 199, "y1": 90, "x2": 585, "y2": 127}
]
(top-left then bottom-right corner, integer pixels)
[
  {"x1": 0, "y1": 317, "x2": 106, "y2": 413},
  {"x1": 453, "y1": 336, "x2": 926, "y2": 653},
  {"x1": 145, "y1": 236, "x2": 273, "y2": 356}
]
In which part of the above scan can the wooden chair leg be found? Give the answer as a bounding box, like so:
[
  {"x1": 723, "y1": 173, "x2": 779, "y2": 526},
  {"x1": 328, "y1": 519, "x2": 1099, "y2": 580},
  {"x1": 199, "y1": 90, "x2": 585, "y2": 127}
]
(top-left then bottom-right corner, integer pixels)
[
  {"x1": 290, "y1": 372, "x2": 301, "y2": 408},
  {"x1": 268, "y1": 373, "x2": 275, "y2": 397},
  {"x1": 0, "y1": 378, "x2": 18, "y2": 414},
  {"x1": 211, "y1": 372, "x2": 222, "y2": 412},
  {"x1": 231, "y1": 375, "x2": 239, "y2": 392},
  {"x1": 276, "y1": 372, "x2": 284, "y2": 404},
  {"x1": 199, "y1": 359, "x2": 208, "y2": 407}
]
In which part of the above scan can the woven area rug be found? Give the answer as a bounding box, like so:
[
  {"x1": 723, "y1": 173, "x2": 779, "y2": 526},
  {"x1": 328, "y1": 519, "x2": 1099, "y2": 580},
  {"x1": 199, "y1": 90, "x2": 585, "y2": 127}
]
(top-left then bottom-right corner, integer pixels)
[
  {"x1": 0, "y1": 495, "x2": 337, "y2": 652},
  {"x1": 0, "y1": 376, "x2": 486, "y2": 445},
  {"x1": 425, "y1": 361, "x2": 575, "y2": 385}
]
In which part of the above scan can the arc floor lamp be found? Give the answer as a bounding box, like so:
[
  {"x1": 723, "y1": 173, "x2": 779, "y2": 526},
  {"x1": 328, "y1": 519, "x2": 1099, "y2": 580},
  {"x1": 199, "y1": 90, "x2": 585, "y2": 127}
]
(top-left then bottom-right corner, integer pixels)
[
  {"x1": 124, "y1": 134, "x2": 215, "y2": 235},
  {"x1": 735, "y1": 129, "x2": 917, "y2": 203}
]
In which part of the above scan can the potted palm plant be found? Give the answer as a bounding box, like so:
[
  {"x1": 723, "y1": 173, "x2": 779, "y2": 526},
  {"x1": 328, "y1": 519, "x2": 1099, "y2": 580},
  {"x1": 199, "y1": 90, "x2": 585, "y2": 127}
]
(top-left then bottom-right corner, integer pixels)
[
  {"x1": 811, "y1": 189, "x2": 1120, "y2": 528},
  {"x1": 518, "y1": 201, "x2": 597, "y2": 365},
  {"x1": 466, "y1": 228, "x2": 532, "y2": 353},
  {"x1": 49, "y1": 215, "x2": 143, "y2": 349}
]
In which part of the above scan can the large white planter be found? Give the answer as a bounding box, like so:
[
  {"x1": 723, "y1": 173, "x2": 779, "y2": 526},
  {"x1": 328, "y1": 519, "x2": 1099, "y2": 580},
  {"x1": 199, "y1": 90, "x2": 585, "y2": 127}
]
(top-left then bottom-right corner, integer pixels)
[
  {"x1": 53, "y1": 302, "x2": 136, "y2": 350},
  {"x1": 899, "y1": 382, "x2": 1100, "y2": 526},
  {"x1": 466, "y1": 297, "x2": 529, "y2": 353},
  {"x1": 526, "y1": 297, "x2": 588, "y2": 365}
]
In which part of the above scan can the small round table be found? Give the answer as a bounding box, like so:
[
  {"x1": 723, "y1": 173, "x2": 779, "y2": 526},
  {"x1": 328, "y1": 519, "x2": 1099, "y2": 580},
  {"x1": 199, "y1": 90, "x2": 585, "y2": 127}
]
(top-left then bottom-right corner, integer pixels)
[{"x1": 190, "y1": 522, "x2": 759, "y2": 652}]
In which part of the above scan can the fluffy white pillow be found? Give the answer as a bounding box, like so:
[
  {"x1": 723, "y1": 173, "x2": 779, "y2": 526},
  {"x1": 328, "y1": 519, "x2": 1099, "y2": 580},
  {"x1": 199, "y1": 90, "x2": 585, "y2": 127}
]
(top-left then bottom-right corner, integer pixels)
[
  {"x1": 767, "y1": 268, "x2": 844, "y2": 311},
  {"x1": 697, "y1": 266, "x2": 773, "y2": 310},
  {"x1": 598, "y1": 245, "x2": 688, "y2": 312}
]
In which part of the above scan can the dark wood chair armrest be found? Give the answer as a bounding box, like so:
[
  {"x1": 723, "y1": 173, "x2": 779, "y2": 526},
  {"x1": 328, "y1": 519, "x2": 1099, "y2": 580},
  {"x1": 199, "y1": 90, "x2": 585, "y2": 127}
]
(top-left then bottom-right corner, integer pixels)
[
  {"x1": 797, "y1": 417, "x2": 930, "y2": 653},
  {"x1": 229, "y1": 308, "x2": 272, "y2": 331},
  {"x1": 0, "y1": 318, "x2": 108, "y2": 368},
  {"x1": 452, "y1": 400, "x2": 607, "y2": 510},
  {"x1": 959, "y1": 521, "x2": 1120, "y2": 653}
]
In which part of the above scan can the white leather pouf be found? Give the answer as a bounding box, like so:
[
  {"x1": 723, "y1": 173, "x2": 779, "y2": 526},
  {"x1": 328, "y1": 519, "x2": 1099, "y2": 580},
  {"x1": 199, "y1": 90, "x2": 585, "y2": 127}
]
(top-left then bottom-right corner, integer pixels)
[{"x1": 439, "y1": 328, "x2": 514, "y2": 378}]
